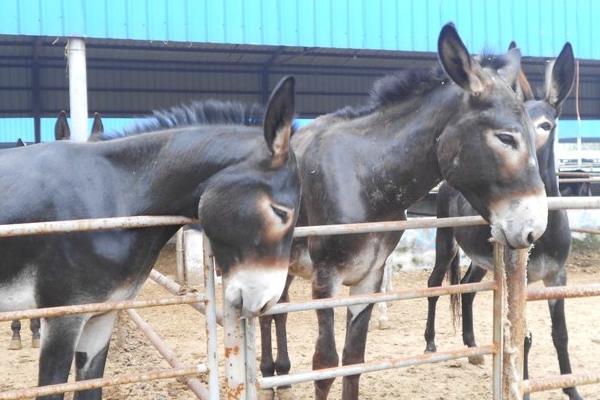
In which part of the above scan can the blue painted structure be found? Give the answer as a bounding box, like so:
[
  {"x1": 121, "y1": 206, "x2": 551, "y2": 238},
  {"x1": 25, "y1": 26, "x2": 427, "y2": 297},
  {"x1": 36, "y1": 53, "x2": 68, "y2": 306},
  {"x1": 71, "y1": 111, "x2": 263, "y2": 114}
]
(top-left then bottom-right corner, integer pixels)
[{"x1": 2, "y1": 0, "x2": 599, "y2": 60}]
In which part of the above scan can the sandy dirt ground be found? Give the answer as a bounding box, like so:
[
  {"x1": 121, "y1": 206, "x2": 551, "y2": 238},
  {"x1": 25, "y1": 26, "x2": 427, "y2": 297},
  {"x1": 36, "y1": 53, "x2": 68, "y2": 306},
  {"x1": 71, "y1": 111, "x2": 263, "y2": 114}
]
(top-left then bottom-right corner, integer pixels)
[{"x1": 1, "y1": 242, "x2": 600, "y2": 400}]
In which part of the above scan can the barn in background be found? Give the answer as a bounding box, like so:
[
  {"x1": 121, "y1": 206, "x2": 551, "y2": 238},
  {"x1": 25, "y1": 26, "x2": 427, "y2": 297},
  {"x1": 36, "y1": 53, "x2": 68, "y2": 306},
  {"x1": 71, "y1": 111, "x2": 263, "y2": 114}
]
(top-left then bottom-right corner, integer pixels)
[{"x1": 0, "y1": 0, "x2": 599, "y2": 148}]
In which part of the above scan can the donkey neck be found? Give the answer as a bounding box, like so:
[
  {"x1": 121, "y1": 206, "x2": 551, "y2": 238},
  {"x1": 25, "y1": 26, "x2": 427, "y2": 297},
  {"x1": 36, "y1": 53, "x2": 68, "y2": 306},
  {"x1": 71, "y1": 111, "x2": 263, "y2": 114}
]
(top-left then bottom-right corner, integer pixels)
[
  {"x1": 335, "y1": 87, "x2": 460, "y2": 217},
  {"x1": 100, "y1": 127, "x2": 257, "y2": 217},
  {"x1": 536, "y1": 132, "x2": 560, "y2": 197}
]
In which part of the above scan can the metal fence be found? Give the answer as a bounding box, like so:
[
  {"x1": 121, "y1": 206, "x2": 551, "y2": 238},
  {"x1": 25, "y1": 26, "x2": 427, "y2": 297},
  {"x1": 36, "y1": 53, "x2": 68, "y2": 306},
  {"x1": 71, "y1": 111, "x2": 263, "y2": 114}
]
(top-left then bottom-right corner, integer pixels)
[{"x1": 2, "y1": 197, "x2": 600, "y2": 399}]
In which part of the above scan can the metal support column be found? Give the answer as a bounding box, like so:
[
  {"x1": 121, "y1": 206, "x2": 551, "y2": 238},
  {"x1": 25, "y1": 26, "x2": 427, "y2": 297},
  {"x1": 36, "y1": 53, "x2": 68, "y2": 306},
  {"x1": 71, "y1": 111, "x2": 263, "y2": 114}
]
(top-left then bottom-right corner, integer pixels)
[
  {"x1": 66, "y1": 38, "x2": 88, "y2": 142},
  {"x1": 202, "y1": 234, "x2": 220, "y2": 400}
]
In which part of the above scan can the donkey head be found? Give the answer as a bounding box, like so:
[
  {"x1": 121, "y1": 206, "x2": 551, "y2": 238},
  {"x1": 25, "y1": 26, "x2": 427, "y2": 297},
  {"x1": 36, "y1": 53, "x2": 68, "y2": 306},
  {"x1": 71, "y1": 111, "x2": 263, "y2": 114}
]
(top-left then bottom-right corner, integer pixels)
[
  {"x1": 525, "y1": 43, "x2": 575, "y2": 153},
  {"x1": 198, "y1": 76, "x2": 300, "y2": 317},
  {"x1": 435, "y1": 24, "x2": 547, "y2": 248}
]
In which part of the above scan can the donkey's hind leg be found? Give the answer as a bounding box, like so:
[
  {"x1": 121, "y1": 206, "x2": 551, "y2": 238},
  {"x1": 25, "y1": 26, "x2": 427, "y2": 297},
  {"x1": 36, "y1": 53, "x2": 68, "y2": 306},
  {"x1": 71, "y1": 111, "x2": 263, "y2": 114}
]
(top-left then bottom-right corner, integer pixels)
[
  {"x1": 9, "y1": 320, "x2": 22, "y2": 350},
  {"x1": 424, "y1": 226, "x2": 458, "y2": 353},
  {"x1": 545, "y1": 273, "x2": 583, "y2": 400},
  {"x1": 460, "y1": 265, "x2": 487, "y2": 365},
  {"x1": 31, "y1": 318, "x2": 41, "y2": 348},
  {"x1": 38, "y1": 316, "x2": 87, "y2": 400},
  {"x1": 73, "y1": 311, "x2": 118, "y2": 400},
  {"x1": 376, "y1": 263, "x2": 392, "y2": 330}
]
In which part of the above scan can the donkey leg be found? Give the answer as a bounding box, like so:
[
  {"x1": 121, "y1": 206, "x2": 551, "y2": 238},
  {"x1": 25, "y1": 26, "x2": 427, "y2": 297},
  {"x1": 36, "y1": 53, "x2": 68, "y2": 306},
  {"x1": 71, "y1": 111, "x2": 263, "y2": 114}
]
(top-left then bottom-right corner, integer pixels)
[
  {"x1": 312, "y1": 271, "x2": 339, "y2": 400},
  {"x1": 274, "y1": 275, "x2": 294, "y2": 400},
  {"x1": 523, "y1": 332, "x2": 532, "y2": 400},
  {"x1": 38, "y1": 316, "x2": 86, "y2": 400},
  {"x1": 258, "y1": 314, "x2": 276, "y2": 400},
  {"x1": 31, "y1": 318, "x2": 41, "y2": 348},
  {"x1": 424, "y1": 228, "x2": 458, "y2": 353},
  {"x1": 73, "y1": 311, "x2": 118, "y2": 400},
  {"x1": 340, "y1": 271, "x2": 381, "y2": 400},
  {"x1": 9, "y1": 320, "x2": 22, "y2": 350},
  {"x1": 376, "y1": 263, "x2": 391, "y2": 330},
  {"x1": 461, "y1": 265, "x2": 487, "y2": 365},
  {"x1": 545, "y1": 277, "x2": 583, "y2": 400}
]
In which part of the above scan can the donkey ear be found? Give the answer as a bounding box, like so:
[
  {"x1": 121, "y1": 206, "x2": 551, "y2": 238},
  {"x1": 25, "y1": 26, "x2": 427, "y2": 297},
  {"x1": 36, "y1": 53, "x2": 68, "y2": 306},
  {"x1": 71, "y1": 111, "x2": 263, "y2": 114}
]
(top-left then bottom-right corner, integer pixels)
[
  {"x1": 508, "y1": 41, "x2": 517, "y2": 51},
  {"x1": 497, "y1": 47, "x2": 522, "y2": 87},
  {"x1": 91, "y1": 112, "x2": 104, "y2": 134},
  {"x1": 437, "y1": 23, "x2": 484, "y2": 95},
  {"x1": 54, "y1": 110, "x2": 70, "y2": 141},
  {"x1": 16, "y1": 138, "x2": 25, "y2": 147},
  {"x1": 263, "y1": 76, "x2": 295, "y2": 167},
  {"x1": 545, "y1": 42, "x2": 575, "y2": 109}
]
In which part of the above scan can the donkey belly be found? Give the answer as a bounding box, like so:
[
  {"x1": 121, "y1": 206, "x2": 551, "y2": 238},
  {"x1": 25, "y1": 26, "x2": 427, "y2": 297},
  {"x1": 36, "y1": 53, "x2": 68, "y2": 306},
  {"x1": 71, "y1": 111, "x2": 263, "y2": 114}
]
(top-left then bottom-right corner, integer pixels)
[{"x1": 0, "y1": 265, "x2": 37, "y2": 312}]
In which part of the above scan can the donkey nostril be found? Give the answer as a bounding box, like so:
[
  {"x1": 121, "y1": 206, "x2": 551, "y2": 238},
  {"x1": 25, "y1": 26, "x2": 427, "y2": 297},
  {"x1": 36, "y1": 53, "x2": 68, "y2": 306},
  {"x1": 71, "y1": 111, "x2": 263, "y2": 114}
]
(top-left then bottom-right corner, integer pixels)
[{"x1": 526, "y1": 231, "x2": 535, "y2": 245}]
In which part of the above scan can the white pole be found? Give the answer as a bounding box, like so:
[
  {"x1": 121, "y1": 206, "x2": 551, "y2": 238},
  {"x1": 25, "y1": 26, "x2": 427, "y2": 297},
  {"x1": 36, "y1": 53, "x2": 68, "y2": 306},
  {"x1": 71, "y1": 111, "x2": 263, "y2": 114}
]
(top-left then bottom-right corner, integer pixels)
[
  {"x1": 202, "y1": 234, "x2": 220, "y2": 400},
  {"x1": 66, "y1": 38, "x2": 88, "y2": 142}
]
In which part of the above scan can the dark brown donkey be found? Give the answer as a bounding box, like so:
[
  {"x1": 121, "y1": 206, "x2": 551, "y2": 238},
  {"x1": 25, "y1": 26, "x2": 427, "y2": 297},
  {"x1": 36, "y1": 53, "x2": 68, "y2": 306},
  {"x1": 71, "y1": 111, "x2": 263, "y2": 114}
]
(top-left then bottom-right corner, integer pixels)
[
  {"x1": 424, "y1": 44, "x2": 582, "y2": 400},
  {"x1": 259, "y1": 24, "x2": 548, "y2": 400},
  {"x1": 8, "y1": 111, "x2": 105, "y2": 351}
]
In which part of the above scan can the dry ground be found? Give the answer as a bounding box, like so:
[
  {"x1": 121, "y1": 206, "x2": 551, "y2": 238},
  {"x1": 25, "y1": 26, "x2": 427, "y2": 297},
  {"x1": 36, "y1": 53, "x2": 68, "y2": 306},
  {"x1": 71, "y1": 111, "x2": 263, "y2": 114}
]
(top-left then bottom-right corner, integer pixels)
[{"x1": 1, "y1": 242, "x2": 600, "y2": 399}]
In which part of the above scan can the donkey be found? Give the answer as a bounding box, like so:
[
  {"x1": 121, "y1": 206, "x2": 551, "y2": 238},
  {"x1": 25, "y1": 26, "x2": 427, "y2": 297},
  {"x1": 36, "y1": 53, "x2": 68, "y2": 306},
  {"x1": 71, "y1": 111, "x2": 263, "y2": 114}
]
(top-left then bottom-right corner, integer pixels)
[
  {"x1": 423, "y1": 43, "x2": 582, "y2": 400},
  {"x1": 7, "y1": 112, "x2": 105, "y2": 351},
  {"x1": 259, "y1": 24, "x2": 548, "y2": 400},
  {"x1": 0, "y1": 76, "x2": 300, "y2": 400}
]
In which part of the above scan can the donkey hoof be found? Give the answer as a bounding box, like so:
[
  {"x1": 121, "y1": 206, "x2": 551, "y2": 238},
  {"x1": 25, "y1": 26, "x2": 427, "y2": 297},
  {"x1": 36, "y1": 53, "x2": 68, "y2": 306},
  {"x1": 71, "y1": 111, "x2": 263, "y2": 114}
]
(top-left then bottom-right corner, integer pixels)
[
  {"x1": 31, "y1": 337, "x2": 41, "y2": 349},
  {"x1": 276, "y1": 387, "x2": 295, "y2": 400},
  {"x1": 424, "y1": 343, "x2": 437, "y2": 353},
  {"x1": 468, "y1": 354, "x2": 485, "y2": 365},
  {"x1": 258, "y1": 388, "x2": 275, "y2": 400},
  {"x1": 377, "y1": 318, "x2": 390, "y2": 330},
  {"x1": 8, "y1": 338, "x2": 22, "y2": 350}
]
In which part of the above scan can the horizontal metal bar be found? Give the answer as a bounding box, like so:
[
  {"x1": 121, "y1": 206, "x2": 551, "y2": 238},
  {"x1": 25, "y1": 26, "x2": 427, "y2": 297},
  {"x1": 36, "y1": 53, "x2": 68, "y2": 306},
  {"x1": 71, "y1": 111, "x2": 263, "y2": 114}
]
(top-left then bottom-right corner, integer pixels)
[
  {"x1": 293, "y1": 216, "x2": 487, "y2": 237},
  {"x1": 523, "y1": 372, "x2": 600, "y2": 393},
  {"x1": 0, "y1": 365, "x2": 206, "y2": 400},
  {"x1": 0, "y1": 295, "x2": 206, "y2": 322},
  {"x1": 527, "y1": 284, "x2": 600, "y2": 301},
  {"x1": 149, "y1": 269, "x2": 223, "y2": 326},
  {"x1": 559, "y1": 178, "x2": 600, "y2": 183},
  {"x1": 263, "y1": 281, "x2": 496, "y2": 316},
  {"x1": 258, "y1": 344, "x2": 495, "y2": 389},
  {"x1": 126, "y1": 309, "x2": 209, "y2": 400},
  {"x1": 548, "y1": 196, "x2": 600, "y2": 209},
  {"x1": 571, "y1": 227, "x2": 600, "y2": 235},
  {"x1": 0, "y1": 215, "x2": 195, "y2": 238}
]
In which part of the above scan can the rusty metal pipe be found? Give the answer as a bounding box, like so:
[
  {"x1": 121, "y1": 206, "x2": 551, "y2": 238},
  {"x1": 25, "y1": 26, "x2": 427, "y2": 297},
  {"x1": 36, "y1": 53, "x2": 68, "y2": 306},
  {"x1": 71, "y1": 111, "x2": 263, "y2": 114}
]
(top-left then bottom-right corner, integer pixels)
[
  {"x1": 126, "y1": 309, "x2": 209, "y2": 400},
  {"x1": 527, "y1": 284, "x2": 600, "y2": 301},
  {"x1": 492, "y1": 244, "x2": 504, "y2": 400},
  {"x1": 0, "y1": 366, "x2": 206, "y2": 400},
  {"x1": 523, "y1": 372, "x2": 600, "y2": 393},
  {"x1": 149, "y1": 269, "x2": 223, "y2": 326},
  {"x1": 571, "y1": 227, "x2": 600, "y2": 235},
  {"x1": 258, "y1": 345, "x2": 495, "y2": 389},
  {"x1": 262, "y1": 281, "x2": 496, "y2": 316},
  {"x1": 0, "y1": 295, "x2": 206, "y2": 322}
]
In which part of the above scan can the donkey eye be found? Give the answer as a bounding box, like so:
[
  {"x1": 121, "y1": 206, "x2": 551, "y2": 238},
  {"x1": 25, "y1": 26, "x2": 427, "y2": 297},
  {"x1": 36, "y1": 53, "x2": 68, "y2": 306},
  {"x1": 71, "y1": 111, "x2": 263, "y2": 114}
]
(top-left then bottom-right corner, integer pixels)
[
  {"x1": 270, "y1": 205, "x2": 289, "y2": 223},
  {"x1": 539, "y1": 122, "x2": 552, "y2": 132},
  {"x1": 495, "y1": 133, "x2": 517, "y2": 148}
]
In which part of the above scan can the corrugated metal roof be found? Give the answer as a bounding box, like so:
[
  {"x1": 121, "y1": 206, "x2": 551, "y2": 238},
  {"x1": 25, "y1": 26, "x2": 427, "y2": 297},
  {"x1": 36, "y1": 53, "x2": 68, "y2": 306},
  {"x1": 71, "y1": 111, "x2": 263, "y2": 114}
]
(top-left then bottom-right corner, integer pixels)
[{"x1": 1, "y1": 0, "x2": 599, "y2": 60}]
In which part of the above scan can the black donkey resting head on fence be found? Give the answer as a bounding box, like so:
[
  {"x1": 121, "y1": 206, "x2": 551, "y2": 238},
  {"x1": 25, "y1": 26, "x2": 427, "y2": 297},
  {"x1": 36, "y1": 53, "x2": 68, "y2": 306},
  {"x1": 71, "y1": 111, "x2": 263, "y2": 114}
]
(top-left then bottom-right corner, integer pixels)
[
  {"x1": 258, "y1": 24, "x2": 549, "y2": 400},
  {"x1": 424, "y1": 43, "x2": 580, "y2": 400},
  {"x1": 7, "y1": 111, "x2": 105, "y2": 352},
  {"x1": 0, "y1": 76, "x2": 300, "y2": 400}
]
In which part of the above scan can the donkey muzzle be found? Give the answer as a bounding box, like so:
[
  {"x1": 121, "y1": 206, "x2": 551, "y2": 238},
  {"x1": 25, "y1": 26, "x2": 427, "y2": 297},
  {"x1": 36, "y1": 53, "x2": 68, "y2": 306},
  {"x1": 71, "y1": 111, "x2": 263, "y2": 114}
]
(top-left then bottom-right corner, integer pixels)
[
  {"x1": 489, "y1": 190, "x2": 548, "y2": 249},
  {"x1": 224, "y1": 264, "x2": 288, "y2": 318}
]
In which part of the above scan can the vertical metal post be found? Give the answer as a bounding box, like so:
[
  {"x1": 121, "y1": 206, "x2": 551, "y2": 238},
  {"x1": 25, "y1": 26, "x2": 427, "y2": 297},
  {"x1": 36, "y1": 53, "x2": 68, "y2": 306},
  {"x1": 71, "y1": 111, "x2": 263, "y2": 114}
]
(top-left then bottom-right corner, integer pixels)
[
  {"x1": 31, "y1": 38, "x2": 41, "y2": 143},
  {"x1": 176, "y1": 228, "x2": 186, "y2": 285},
  {"x1": 492, "y1": 243, "x2": 504, "y2": 400},
  {"x1": 223, "y1": 278, "x2": 250, "y2": 400},
  {"x1": 502, "y1": 247, "x2": 528, "y2": 400},
  {"x1": 244, "y1": 318, "x2": 257, "y2": 400},
  {"x1": 66, "y1": 38, "x2": 88, "y2": 142},
  {"x1": 203, "y1": 233, "x2": 219, "y2": 400}
]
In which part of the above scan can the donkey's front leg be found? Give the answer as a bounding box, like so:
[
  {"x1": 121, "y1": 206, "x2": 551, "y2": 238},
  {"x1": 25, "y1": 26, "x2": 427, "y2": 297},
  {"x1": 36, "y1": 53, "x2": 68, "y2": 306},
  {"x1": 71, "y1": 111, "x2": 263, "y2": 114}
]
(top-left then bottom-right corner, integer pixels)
[
  {"x1": 38, "y1": 316, "x2": 86, "y2": 400},
  {"x1": 341, "y1": 271, "x2": 381, "y2": 400},
  {"x1": 312, "y1": 269, "x2": 339, "y2": 400},
  {"x1": 31, "y1": 318, "x2": 41, "y2": 348},
  {"x1": 273, "y1": 275, "x2": 294, "y2": 400},
  {"x1": 74, "y1": 311, "x2": 118, "y2": 400}
]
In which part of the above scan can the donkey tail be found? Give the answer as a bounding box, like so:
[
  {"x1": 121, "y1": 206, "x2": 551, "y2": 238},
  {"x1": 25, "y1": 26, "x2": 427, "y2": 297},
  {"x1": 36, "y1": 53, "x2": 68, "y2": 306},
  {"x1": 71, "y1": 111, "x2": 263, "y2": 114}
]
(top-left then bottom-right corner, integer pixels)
[{"x1": 448, "y1": 251, "x2": 461, "y2": 331}]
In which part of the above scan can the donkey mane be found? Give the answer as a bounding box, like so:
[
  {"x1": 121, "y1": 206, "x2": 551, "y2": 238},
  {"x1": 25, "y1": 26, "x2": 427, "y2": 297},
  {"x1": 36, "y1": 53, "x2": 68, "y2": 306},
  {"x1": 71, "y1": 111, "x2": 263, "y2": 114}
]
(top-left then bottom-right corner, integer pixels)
[
  {"x1": 334, "y1": 52, "x2": 510, "y2": 119},
  {"x1": 96, "y1": 100, "x2": 265, "y2": 141}
]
